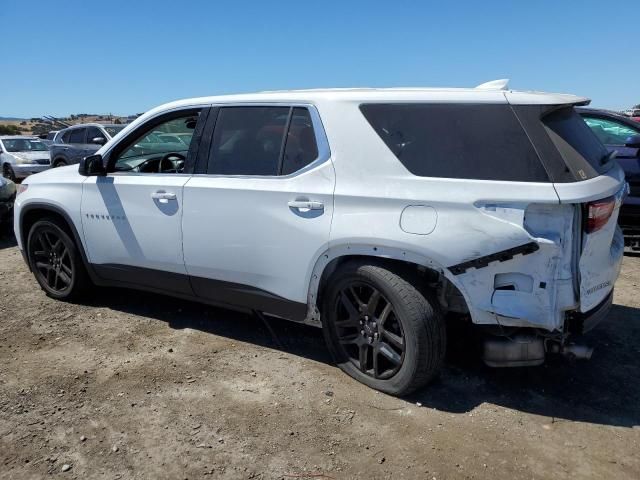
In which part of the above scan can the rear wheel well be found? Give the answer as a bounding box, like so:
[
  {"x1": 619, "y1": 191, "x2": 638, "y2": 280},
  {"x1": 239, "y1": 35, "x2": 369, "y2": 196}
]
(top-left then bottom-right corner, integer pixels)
[{"x1": 316, "y1": 255, "x2": 442, "y2": 313}]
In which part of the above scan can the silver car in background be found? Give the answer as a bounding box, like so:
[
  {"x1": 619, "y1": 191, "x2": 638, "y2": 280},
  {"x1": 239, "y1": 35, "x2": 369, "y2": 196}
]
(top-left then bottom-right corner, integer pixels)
[{"x1": 0, "y1": 136, "x2": 51, "y2": 181}]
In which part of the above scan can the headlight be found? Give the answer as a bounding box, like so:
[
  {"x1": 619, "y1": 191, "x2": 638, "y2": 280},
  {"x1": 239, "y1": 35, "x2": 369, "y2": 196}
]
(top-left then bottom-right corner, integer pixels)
[{"x1": 12, "y1": 155, "x2": 31, "y2": 165}]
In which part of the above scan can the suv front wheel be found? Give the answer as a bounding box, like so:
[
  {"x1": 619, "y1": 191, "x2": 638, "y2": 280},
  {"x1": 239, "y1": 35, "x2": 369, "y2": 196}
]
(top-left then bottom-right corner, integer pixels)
[
  {"x1": 27, "y1": 218, "x2": 89, "y2": 300},
  {"x1": 322, "y1": 262, "x2": 446, "y2": 396}
]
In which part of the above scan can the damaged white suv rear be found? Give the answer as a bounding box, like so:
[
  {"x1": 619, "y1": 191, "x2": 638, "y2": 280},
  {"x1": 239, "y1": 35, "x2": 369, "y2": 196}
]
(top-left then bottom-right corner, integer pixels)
[{"x1": 14, "y1": 81, "x2": 626, "y2": 395}]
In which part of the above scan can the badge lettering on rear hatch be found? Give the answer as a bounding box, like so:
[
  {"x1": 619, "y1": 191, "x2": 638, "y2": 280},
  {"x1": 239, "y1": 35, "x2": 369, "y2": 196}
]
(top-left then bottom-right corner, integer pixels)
[{"x1": 586, "y1": 281, "x2": 611, "y2": 295}]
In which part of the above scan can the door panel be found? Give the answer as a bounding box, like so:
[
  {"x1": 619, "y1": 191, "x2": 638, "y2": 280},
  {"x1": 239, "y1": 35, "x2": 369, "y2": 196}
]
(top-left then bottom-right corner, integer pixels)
[
  {"x1": 182, "y1": 162, "x2": 335, "y2": 307},
  {"x1": 81, "y1": 174, "x2": 191, "y2": 290}
]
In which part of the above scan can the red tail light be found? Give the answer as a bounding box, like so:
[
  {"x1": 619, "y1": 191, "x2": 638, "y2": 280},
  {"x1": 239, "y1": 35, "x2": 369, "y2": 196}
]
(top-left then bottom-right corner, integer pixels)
[{"x1": 586, "y1": 196, "x2": 615, "y2": 233}]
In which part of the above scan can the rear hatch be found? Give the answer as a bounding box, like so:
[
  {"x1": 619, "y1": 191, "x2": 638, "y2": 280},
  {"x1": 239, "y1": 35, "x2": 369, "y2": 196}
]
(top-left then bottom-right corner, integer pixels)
[{"x1": 509, "y1": 100, "x2": 627, "y2": 313}]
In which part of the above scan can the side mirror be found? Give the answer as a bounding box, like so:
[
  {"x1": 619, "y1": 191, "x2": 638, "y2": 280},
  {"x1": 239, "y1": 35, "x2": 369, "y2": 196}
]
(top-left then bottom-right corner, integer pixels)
[
  {"x1": 91, "y1": 136, "x2": 107, "y2": 145},
  {"x1": 624, "y1": 134, "x2": 640, "y2": 148},
  {"x1": 79, "y1": 154, "x2": 106, "y2": 176}
]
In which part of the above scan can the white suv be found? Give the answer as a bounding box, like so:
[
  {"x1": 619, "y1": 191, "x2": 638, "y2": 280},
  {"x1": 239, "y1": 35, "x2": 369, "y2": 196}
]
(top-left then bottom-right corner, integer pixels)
[{"x1": 13, "y1": 81, "x2": 626, "y2": 395}]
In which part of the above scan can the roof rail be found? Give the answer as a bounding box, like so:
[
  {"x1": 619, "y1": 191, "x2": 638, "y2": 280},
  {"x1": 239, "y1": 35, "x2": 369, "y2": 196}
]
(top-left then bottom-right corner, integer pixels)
[{"x1": 475, "y1": 79, "x2": 510, "y2": 91}]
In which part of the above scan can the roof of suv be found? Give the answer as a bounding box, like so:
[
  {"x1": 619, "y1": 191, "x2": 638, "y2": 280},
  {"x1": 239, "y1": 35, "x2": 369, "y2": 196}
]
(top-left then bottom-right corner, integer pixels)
[
  {"x1": 60, "y1": 123, "x2": 123, "y2": 130},
  {"x1": 139, "y1": 83, "x2": 589, "y2": 121}
]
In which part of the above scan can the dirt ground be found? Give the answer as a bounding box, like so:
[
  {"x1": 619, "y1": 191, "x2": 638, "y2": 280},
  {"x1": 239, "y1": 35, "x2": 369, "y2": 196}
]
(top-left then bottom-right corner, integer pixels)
[{"x1": 1, "y1": 232, "x2": 639, "y2": 480}]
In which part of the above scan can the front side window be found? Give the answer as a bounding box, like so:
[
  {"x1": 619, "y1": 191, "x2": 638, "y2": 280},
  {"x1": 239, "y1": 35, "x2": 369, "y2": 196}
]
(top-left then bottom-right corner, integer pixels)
[
  {"x1": 360, "y1": 103, "x2": 549, "y2": 182},
  {"x1": 583, "y1": 116, "x2": 639, "y2": 145},
  {"x1": 86, "y1": 127, "x2": 105, "y2": 144},
  {"x1": 112, "y1": 111, "x2": 200, "y2": 173},
  {"x1": 207, "y1": 106, "x2": 319, "y2": 176}
]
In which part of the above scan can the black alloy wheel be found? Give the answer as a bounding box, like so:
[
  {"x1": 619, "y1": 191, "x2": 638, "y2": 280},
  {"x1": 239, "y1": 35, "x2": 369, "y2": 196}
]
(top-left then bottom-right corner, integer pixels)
[
  {"x1": 322, "y1": 262, "x2": 446, "y2": 396},
  {"x1": 333, "y1": 283, "x2": 405, "y2": 380},
  {"x1": 27, "y1": 218, "x2": 89, "y2": 300}
]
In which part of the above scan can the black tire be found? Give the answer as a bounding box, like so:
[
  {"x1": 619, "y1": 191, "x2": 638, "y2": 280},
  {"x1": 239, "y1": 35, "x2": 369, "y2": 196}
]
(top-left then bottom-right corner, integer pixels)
[
  {"x1": 322, "y1": 261, "x2": 446, "y2": 396},
  {"x1": 53, "y1": 159, "x2": 68, "y2": 168},
  {"x1": 26, "y1": 217, "x2": 89, "y2": 301},
  {"x1": 2, "y1": 164, "x2": 16, "y2": 182}
]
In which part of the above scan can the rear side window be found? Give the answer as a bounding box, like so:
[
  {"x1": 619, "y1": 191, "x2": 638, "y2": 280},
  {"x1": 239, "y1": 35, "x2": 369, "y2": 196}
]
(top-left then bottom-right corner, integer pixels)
[
  {"x1": 207, "y1": 106, "x2": 319, "y2": 176},
  {"x1": 281, "y1": 107, "x2": 319, "y2": 175},
  {"x1": 68, "y1": 128, "x2": 86, "y2": 144},
  {"x1": 360, "y1": 104, "x2": 549, "y2": 182},
  {"x1": 542, "y1": 108, "x2": 610, "y2": 180}
]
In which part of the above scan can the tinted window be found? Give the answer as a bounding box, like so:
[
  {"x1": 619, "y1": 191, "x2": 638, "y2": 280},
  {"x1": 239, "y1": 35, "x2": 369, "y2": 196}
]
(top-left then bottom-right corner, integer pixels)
[
  {"x1": 68, "y1": 128, "x2": 86, "y2": 144},
  {"x1": 207, "y1": 107, "x2": 289, "y2": 176},
  {"x1": 61, "y1": 130, "x2": 73, "y2": 143},
  {"x1": 104, "y1": 126, "x2": 125, "y2": 137},
  {"x1": 86, "y1": 127, "x2": 105, "y2": 143},
  {"x1": 360, "y1": 104, "x2": 549, "y2": 182},
  {"x1": 542, "y1": 108, "x2": 610, "y2": 179},
  {"x1": 281, "y1": 108, "x2": 319, "y2": 175},
  {"x1": 113, "y1": 112, "x2": 200, "y2": 173},
  {"x1": 583, "y1": 116, "x2": 639, "y2": 145}
]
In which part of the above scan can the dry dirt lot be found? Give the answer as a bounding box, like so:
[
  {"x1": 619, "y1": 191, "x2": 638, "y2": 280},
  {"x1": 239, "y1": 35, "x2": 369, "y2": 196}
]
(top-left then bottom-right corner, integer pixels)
[{"x1": 1, "y1": 232, "x2": 639, "y2": 480}]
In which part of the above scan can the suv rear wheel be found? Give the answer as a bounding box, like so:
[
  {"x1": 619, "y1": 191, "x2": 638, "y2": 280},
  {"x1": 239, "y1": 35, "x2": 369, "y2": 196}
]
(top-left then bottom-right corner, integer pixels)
[
  {"x1": 26, "y1": 218, "x2": 89, "y2": 300},
  {"x1": 322, "y1": 262, "x2": 446, "y2": 395}
]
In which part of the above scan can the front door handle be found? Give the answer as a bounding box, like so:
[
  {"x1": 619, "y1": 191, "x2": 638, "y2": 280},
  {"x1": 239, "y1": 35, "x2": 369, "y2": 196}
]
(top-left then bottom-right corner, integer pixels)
[
  {"x1": 288, "y1": 200, "x2": 324, "y2": 211},
  {"x1": 151, "y1": 191, "x2": 177, "y2": 203}
]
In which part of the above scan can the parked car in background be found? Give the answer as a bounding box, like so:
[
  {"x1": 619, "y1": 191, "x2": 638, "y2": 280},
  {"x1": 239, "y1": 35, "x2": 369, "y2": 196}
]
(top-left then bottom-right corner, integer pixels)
[
  {"x1": 0, "y1": 136, "x2": 51, "y2": 181},
  {"x1": 579, "y1": 108, "x2": 640, "y2": 250},
  {"x1": 46, "y1": 130, "x2": 59, "y2": 141},
  {"x1": 14, "y1": 83, "x2": 626, "y2": 395},
  {"x1": 0, "y1": 176, "x2": 16, "y2": 229},
  {"x1": 622, "y1": 107, "x2": 640, "y2": 122},
  {"x1": 49, "y1": 124, "x2": 125, "y2": 167}
]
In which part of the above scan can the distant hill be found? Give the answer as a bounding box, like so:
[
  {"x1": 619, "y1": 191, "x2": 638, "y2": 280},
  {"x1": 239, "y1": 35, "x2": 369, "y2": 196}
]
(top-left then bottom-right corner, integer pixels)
[{"x1": 0, "y1": 116, "x2": 28, "y2": 121}]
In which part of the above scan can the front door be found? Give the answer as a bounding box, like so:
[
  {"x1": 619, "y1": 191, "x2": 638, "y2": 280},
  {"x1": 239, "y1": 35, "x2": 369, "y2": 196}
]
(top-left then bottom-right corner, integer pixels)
[
  {"x1": 182, "y1": 106, "x2": 334, "y2": 319},
  {"x1": 81, "y1": 108, "x2": 205, "y2": 294}
]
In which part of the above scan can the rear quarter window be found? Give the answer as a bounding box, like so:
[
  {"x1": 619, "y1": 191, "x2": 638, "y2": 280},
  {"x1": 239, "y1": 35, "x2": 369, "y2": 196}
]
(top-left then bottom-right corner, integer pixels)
[
  {"x1": 542, "y1": 107, "x2": 610, "y2": 180},
  {"x1": 360, "y1": 103, "x2": 550, "y2": 182}
]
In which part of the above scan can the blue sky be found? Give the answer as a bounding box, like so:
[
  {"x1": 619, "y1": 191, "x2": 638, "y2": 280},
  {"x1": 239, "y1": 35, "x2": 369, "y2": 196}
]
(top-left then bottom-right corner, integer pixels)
[{"x1": 1, "y1": 0, "x2": 638, "y2": 117}]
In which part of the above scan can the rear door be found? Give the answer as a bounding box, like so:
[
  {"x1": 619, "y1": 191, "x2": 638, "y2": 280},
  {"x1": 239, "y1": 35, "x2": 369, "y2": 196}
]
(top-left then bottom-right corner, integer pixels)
[
  {"x1": 67, "y1": 127, "x2": 87, "y2": 163},
  {"x1": 182, "y1": 105, "x2": 334, "y2": 319}
]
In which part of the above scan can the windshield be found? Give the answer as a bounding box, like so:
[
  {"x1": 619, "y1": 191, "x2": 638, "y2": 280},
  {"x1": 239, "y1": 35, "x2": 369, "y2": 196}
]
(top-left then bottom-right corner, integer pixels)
[
  {"x1": 104, "y1": 126, "x2": 125, "y2": 137},
  {"x1": 2, "y1": 138, "x2": 49, "y2": 152}
]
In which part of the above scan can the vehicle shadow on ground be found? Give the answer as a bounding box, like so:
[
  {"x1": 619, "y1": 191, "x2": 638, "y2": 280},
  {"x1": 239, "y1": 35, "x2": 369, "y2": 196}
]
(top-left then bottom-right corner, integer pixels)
[{"x1": 90, "y1": 289, "x2": 640, "y2": 429}]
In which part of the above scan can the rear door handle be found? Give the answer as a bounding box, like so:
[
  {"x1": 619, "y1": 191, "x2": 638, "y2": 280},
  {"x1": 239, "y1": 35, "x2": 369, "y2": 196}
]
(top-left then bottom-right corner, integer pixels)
[
  {"x1": 151, "y1": 191, "x2": 177, "y2": 203},
  {"x1": 288, "y1": 200, "x2": 324, "y2": 211}
]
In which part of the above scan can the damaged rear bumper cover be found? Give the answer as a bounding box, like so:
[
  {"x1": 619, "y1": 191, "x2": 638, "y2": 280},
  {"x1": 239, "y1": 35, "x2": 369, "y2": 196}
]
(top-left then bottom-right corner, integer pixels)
[{"x1": 567, "y1": 290, "x2": 614, "y2": 334}]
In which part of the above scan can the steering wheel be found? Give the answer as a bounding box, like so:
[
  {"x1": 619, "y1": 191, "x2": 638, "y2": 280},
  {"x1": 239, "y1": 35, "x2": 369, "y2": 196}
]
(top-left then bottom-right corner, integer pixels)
[{"x1": 159, "y1": 153, "x2": 186, "y2": 173}]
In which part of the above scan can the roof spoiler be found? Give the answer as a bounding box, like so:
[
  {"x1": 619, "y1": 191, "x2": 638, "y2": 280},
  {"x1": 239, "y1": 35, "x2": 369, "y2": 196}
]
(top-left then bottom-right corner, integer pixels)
[{"x1": 475, "y1": 79, "x2": 510, "y2": 91}]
